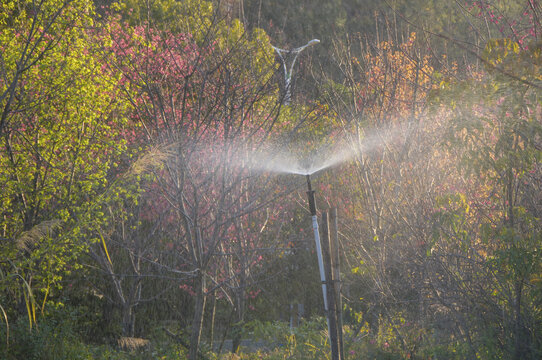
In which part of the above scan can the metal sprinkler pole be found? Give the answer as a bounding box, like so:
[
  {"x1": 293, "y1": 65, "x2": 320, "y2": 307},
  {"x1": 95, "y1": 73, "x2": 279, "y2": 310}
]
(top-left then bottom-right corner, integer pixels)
[
  {"x1": 272, "y1": 39, "x2": 320, "y2": 105},
  {"x1": 305, "y1": 174, "x2": 331, "y2": 335}
]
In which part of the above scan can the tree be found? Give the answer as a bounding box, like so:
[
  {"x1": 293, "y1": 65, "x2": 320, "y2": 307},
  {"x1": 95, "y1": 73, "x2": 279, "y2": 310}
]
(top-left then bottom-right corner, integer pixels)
[
  {"x1": 104, "y1": 2, "x2": 298, "y2": 356},
  {"x1": 0, "y1": 0, "x2": 131, "y2": 331},
  {"x1": 434, "y1": 35, "x2": 542, "y2": 358},
  {"x1": 315, "y1": 2, "x2": 541, "y2": 357}
]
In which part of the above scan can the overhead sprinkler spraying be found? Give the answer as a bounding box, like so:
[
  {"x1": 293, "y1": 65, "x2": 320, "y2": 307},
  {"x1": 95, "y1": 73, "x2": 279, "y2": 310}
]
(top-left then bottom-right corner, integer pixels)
[
  {"x1": 242, "y1": 122, "x2": 407, "y2": 177},
  {"x1": 272, "y1": 39, "x2": 320, "y2": 105},
  {"x1": 245, "y1": 137, "x2": 360, "y2": 177}
]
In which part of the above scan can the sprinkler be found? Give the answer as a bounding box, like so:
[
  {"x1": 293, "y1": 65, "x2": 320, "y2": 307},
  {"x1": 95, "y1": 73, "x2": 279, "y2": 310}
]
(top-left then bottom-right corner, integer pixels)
[
  {"x1": 305, "y1": 174, "x2": 330, "y2": 335},
  {"x1": 272, "y1": 39, "x2": 320, "y2": 105}
]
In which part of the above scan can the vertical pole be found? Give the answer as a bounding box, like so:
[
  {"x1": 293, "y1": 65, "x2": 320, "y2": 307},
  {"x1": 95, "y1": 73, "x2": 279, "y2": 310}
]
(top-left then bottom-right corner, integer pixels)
[
  {"x1": 284, "y1": 76, "x2": 292, "y2": 105},
  {"x1": 330, "y1": 208, "x2": 344, "y2": 360},
  {"x1": 306, "y1": 175, "x2": 330, "y2": 336},
  {"x1": 322, "y1": 212, "x2": 340, "y2": 360}
]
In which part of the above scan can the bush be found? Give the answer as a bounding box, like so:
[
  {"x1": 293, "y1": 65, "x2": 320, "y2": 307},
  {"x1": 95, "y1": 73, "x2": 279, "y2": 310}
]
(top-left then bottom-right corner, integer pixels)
[
  {"x1": 240, "y1": 317, "x2": 329, "y2": 360},
  {"x1": 0, "y1": 308, "x2": 92, "y2": 360}
]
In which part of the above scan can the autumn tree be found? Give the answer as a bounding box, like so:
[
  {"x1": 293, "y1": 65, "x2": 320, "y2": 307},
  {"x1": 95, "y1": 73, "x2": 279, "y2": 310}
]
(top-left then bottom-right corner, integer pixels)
[
  {"x1": 317, "y1": 22, "x2": 472, "y2": 357},
  {"x1": 431, "y1": 32, "x2": 542, "y2": 358},
  {"x1": 100, "y1": 1, "x2": 307, "y2": 356}
]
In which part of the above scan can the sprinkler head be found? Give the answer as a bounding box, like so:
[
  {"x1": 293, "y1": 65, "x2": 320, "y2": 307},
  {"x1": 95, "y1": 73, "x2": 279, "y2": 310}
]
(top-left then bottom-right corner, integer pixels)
[
  {"x1": 306, "y1": 174, "x2": 317, "y2": 216},
  {"x1": 306, "y1": 174, "x2": 313, "y2": 191}
]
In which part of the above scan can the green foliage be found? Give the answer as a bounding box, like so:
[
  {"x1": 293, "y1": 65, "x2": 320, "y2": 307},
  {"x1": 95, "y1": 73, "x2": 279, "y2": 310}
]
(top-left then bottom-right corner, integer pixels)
[
  {"x1": 0, "y1": 0, "x2": 138, "y2": 342},
  {"x1": 433, "y1": 28, "x2": 542, "y2": 358},
  {"x1": 431, "y1": 193, "x2": 472, "y2": 253},
  {"x1": 0, "y1": 301, "x2": 197, "y2": 360},
  {"x1": 244, "y1": 0, "x2": 346, "y2": 45},
  {"x1": 116, "y1": 0, "x2": 213, "y2": 35},
  {"x1": 241, "y1": 318, "x2": 330, "y2": 359},
  {"x1": 0, "y1": 303, "x2": 92, "y2": 360}
]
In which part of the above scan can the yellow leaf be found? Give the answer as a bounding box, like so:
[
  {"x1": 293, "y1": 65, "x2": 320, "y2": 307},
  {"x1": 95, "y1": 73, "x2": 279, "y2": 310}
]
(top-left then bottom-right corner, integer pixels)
[
  {"x1": 99, "y1": 231, "x2": 113, "y2": 267},
  {"x1": 0, "y1": 303, "x2": 8, "y2": 347}
]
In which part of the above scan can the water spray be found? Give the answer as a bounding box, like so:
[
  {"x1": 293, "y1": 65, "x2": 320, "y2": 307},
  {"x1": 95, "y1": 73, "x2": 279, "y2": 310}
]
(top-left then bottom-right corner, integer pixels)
[{"x1": 305, "y1": 173, "x2": 331, "y2": 335}]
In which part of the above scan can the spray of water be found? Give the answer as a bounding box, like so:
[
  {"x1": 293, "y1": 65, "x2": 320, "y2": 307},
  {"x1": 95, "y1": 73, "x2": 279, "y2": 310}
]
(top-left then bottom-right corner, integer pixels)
[
  {"x1": 243, "y1": 123, "x2": 405, "y2": 176},
  {"x1": 248, "y1": 149, "x2": 311, "y2": 175}
]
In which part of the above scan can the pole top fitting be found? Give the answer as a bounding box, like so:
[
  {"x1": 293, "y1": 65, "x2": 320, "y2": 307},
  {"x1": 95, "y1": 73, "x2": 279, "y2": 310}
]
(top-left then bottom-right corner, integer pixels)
[{"x1": 306, "y1": 174, "x2": 317, "y2": 216}]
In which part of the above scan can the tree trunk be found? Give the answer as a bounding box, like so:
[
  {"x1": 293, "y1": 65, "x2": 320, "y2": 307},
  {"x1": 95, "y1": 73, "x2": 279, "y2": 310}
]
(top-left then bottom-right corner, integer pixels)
[
  {"x1": 189, "y1": 270, "x2": 206, "y2": 360},
  {"x1": 121, "y1": 303, "x2": 135, "y2": 337},
  {"x1": 513, "y1": 279, "x2": 527, "y2": 360},
  {"x1": 231, "y1": 289, "x2": 245, "y2": 354},
  {"x1": 209, "y1": 288, "x2": 217, "y2": 352}
]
